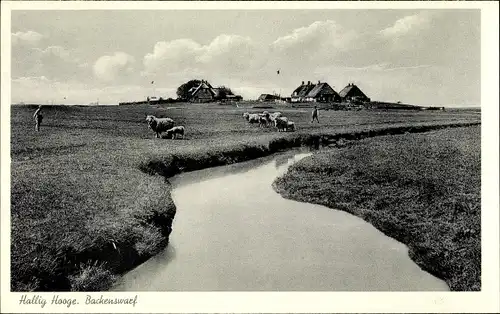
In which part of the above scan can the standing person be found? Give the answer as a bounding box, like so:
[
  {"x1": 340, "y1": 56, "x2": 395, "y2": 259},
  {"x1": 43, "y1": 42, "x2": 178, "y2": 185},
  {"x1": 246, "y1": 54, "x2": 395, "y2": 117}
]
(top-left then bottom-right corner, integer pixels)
[
  {"x1": 311, "y1": 105, "x2": 319, "y2": 123},
  {"x1": 33, "y1": 105, "x2": 43, "y2": 131}
]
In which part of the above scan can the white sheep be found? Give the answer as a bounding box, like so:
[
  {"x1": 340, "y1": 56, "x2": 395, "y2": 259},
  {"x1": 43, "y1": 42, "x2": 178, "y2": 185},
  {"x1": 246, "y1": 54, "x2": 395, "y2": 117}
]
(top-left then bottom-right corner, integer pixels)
[
  {"x1": 247, "y1": 113, "x2": 260, "y2": 124},
  {"x1": 146, "y1": 115, "x2": 174, "y2": 138},
  {"x1": 166, "y1": 126, "x2": 185, "y2": 139},
  {"x1": 286, "y1": 121, "x2": 296, "y2": 132},
  {"x1": 243, "y1": 112, "x2": 250, "y2": 121},
  {"x1": 269, "y1": 112, "x2": 282, "y2": 122}
]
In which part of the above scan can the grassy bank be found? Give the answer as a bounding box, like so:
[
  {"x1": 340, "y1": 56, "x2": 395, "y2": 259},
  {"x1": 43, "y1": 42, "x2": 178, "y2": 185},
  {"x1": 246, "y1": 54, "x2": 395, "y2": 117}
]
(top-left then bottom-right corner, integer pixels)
[
  {"x1": 273, "y1": 126, "x2": 481, "y2": 291},
  {"x1": 10, "y1": 103, "x2": 480, "y2": 291}
]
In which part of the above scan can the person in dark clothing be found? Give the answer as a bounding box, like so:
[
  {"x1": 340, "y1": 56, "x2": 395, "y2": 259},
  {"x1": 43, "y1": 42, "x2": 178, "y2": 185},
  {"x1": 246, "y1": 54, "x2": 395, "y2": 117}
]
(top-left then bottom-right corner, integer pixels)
[
  {"x1": 311, "y1": 106, "x2": 319, "y2": 123},
  {"x1": 33, "y1": 105, "x2": 43, "y2": 131}
]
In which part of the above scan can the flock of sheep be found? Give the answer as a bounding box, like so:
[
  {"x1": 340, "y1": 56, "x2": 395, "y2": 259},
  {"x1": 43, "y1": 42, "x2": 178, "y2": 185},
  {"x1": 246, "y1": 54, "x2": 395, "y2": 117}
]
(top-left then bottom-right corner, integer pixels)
[
  {"x1": 145, "y1": 110, "x2": 296, "y2": 139},
  {"x1": 243, "y1": 111, "x2": 296, "y2": 132}
]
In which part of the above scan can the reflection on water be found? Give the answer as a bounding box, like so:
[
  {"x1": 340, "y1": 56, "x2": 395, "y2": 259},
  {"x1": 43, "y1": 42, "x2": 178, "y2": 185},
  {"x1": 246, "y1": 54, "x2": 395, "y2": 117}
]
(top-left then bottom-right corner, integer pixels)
[{"x1": 113, "y1": 152, "x2": 449, "y2": 291}]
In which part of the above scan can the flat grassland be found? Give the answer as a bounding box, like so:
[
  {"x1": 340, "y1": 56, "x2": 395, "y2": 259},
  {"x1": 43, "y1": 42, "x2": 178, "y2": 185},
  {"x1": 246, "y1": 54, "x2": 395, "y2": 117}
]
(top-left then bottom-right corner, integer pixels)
[
  {"x1": 274, "y1": 126, "x2": 481, "y2": 291},
  {"x1": 10, "y1": 102, "x2": 480, "y2": 291}
]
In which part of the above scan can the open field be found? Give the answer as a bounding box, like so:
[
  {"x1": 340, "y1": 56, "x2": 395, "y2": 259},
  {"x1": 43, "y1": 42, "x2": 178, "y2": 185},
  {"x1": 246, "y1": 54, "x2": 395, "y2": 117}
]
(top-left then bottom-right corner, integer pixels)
[
  {"x1": 10, "y1": 102, "x2": 480, "y2": 291},
  {"x1": 274, "y1": 126, "x2": 481, "y2": 291}
]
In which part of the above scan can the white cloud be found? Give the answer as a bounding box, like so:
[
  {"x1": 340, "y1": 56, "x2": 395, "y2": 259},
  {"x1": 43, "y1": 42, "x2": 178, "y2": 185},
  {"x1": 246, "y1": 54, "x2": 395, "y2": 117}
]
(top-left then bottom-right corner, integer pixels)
[
  {"x1": 143, "y1": 39, "x2": 202, "y2": 73},
  {"x1": 93, "y1": 52, "x2": 135, "y2": 82},
  {"x1": 12, "y1": 45, "x2": 87, "y2": 81},
  {"x1": 12, "y1": 30, "x2": 44, "y2": 46},
  {"x1": 197, "y1": 34, "x2": 263, "y2": 71},
  {"x1": 380, "y1": 12, "x2": 432, "y2": 38},
  {"x1": 272, "y1": 20, "x2": 356, "y2": 52},
  {"x1": 142, "y1": 35, "x2": 264, "y2": 77}
]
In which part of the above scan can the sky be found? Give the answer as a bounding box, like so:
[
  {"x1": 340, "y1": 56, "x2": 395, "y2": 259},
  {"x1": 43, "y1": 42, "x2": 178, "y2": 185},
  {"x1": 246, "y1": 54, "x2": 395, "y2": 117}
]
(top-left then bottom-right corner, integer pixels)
[{"x1": 11, "y1": 9, "x2": 480, "y2": 106}]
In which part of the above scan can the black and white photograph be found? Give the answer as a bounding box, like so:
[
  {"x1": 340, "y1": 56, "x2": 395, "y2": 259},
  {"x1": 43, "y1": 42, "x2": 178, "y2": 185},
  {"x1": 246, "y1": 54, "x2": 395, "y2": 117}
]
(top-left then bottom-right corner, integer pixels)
[{"x1": 1, "y1": 1, "x2": 499, "y2": 313}]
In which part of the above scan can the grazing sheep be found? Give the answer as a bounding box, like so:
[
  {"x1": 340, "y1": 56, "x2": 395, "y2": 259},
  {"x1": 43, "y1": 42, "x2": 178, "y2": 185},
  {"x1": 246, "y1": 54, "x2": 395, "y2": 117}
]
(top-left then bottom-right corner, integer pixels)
[
  {"x1": 243, "y1": 112, "x2": 250, "y2": 121},
  {"x1": 146, "y1": 115, "x2": 174, "y2": 138},
  {"x1": 269, "y1": 112, "x2": 282, "y2": 122},
  {"x1": 247, "y1": 113, "x2": 260, "y2": 124},
  {"x1": 166, "y1": 126, "x2": 185, "y2": 139},
  {"x1": 274, "y1": 117, "x2": 288, "y2": 132},
  {"x1": 286, "y1": 121, "x2": 296, "y2": 132},
  {"x1": 258, "y1": 115, "x2": 268, "y2": 128}
]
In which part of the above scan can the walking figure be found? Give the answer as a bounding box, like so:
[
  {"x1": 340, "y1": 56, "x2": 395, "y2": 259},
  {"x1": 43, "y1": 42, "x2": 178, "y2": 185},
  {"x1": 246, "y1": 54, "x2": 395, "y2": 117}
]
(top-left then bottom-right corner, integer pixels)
[
  {"x1": 33, "y1": 105, "x2": 43, "y2": 131},
  {"x1": 311, "y1": 106, "x2": 319, "y2": 123}
]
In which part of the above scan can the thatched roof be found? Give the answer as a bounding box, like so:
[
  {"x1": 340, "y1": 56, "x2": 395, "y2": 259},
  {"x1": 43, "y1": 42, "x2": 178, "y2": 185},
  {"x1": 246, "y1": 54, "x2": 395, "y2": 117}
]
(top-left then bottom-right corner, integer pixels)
[
  {"x1": 306, "y1": 82, "x2": 339, "y2": 98},
  {"x1": 191, "y1": 80, "x2": 216, "y2": 97},
  {"x1": 292, "y1": 81, "x2": 316, "y2": 97},
  {"x1": 339, "y1": 83, "x2": 368, "y2": 99}
]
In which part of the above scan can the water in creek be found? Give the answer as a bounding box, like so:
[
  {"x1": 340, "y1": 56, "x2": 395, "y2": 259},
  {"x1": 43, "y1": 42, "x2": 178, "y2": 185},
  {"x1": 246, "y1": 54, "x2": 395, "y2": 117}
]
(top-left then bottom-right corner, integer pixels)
[{"x1": 112, "y1": 151, "x2": 449, "y2": 291}]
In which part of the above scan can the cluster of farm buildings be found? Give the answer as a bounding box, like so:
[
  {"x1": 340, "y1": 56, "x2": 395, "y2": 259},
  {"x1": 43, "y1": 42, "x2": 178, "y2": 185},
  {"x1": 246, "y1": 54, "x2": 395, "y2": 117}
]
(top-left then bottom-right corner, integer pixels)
[
  {"x1": 183, "y1": 79, "x2": 370, "y2": 104},
  {"x1": 127, "y1": 79, "x2": 370, "y2": 105},
  {"x1": 120, "y1": 78, "x2": 441, "y2": 110},
  {"x1": 258, "y1": 81, "x2": 370, "y2": 104}
]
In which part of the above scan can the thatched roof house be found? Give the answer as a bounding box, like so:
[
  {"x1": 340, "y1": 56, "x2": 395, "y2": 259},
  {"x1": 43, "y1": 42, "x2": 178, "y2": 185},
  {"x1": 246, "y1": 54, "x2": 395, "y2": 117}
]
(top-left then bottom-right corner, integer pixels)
[
  {"x1": 187, "y1": 80, "x2": 242, "y2": 102},
  {"x1": 339, "y1": 83, "x2": 370, "y2": 102},
  {"x1": 188, "y1": 80, "x2": 217, "y2": 102},
  {"x1": 291, "y1": 81, "x2": 341, "y2": 103},
  {"x1": 305, "y1": 81, "x2": 341, "y2": 103}
]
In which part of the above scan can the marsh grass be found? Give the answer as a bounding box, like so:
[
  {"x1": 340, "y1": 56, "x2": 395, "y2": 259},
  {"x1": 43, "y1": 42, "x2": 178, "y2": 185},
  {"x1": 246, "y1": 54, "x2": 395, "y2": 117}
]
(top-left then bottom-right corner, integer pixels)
[{"x1": 10, "y1": 103, "x2": 480, "y2": 291}]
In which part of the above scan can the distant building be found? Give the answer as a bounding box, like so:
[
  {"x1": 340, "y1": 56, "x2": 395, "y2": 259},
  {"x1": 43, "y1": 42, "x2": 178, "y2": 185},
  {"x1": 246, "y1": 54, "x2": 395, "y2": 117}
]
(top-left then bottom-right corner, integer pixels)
[
  {"x1": 222, "y1": 94, "x2": 243, "y2": 102},
  {"x1": 258, "y1": 94, "x2": 281, "y2": 102},
  {"x1": 339, "y1": 83, "x2": 370, "y2": 103}
]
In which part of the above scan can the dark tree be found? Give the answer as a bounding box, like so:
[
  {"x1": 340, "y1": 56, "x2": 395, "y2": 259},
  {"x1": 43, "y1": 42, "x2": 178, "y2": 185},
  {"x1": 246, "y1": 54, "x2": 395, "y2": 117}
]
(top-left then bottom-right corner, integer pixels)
[
  {"x1": 215, "y1": 86, "x2": 234, "y2": 100},
  {"x1": 176, "y1": 80, "x2": 202, "y2": 101}
]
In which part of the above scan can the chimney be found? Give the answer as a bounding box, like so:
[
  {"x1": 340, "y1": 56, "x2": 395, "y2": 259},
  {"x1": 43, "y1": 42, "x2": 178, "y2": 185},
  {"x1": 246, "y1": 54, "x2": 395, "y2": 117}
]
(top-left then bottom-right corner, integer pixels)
[
  {"x1": 318, "y1": 80, "x2": 320, "y2": 84},
  {"x1": 308, "y1": 81, "x2": 311, "y2": 85},
  {"x1": 301, "y1": 81, "x2": 304, "y2": 85}
]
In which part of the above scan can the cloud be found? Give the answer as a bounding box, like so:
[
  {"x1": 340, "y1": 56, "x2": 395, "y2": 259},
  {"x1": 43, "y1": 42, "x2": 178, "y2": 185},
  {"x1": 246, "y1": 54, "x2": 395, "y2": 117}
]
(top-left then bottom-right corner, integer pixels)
[
  {"x1": 12, "y1": 30, "x2": 44, "y2": 46},
  {"x1": 380, "y1": 12, "x2": 432, "y2": 38},
  {"x1": 197, "y1": 34, "x2": 263, "y2": 71},
  {"x1": 143, "y1": 39, "x2": 202, "y2": 73},
  {"x1": 93, "y1": 52, "x2": 135, "y2": 82},
  {"x1": 142, "y1": 34, "x2": 264, "y2": 78},
  {"x1": 12, "y1": 45, "x2": 88, "y2": 81},
  {"x1": 272, "y1": 20, "x2": 356, "y2": 52},
  {"x1": 34, "y1": 46, "x2": 72, "y2": 61}
]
